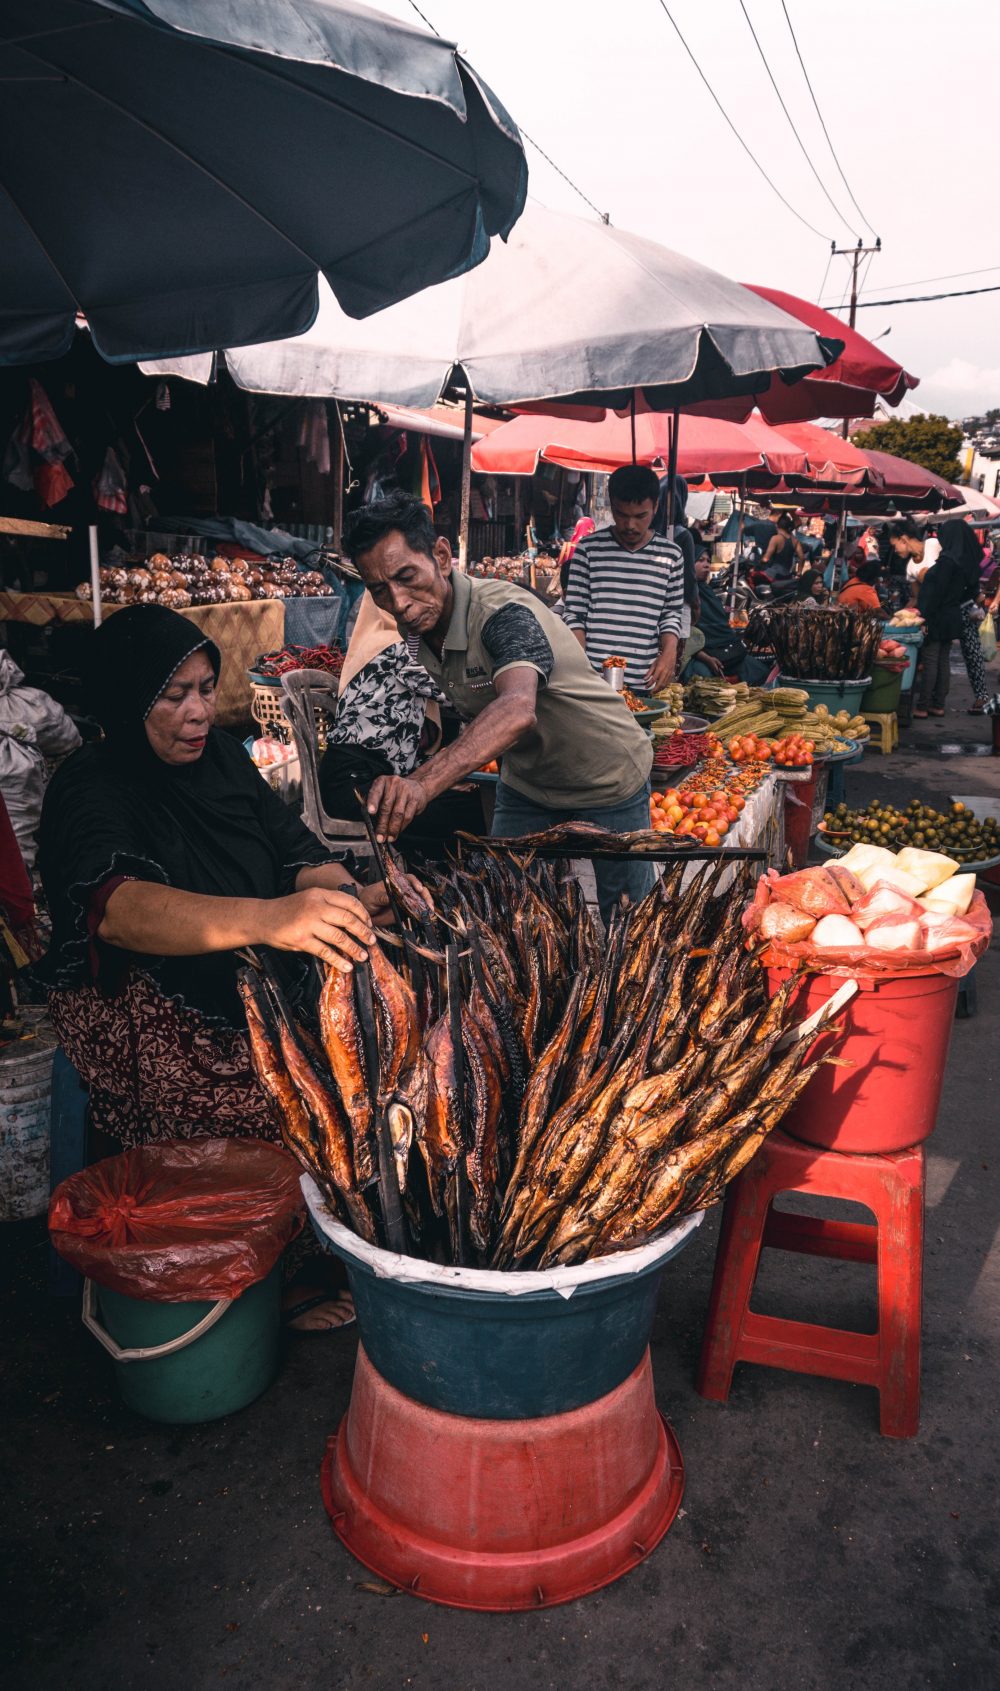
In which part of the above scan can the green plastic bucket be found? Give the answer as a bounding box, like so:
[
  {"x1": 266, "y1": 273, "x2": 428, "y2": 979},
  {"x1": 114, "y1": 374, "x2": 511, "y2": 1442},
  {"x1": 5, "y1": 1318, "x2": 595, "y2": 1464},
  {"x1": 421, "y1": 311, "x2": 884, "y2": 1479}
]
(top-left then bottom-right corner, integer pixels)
[
  {"x1": 861, "y1": 663, "x2": 904, "y2": 713},
  {"x1": 777, "y1": 675, "x2": 870, "y2": 717},
  {"x1": 84, "y1": 1264, "x2": 281, "y2": 1424}
]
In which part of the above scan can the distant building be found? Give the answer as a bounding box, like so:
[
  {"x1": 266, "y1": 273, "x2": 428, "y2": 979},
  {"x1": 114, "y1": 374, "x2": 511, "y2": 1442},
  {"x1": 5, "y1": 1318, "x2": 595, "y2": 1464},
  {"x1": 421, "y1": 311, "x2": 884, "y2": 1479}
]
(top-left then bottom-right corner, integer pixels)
[{"x1": 962, "y1": 444, "x2": 1000, "y2": 496}]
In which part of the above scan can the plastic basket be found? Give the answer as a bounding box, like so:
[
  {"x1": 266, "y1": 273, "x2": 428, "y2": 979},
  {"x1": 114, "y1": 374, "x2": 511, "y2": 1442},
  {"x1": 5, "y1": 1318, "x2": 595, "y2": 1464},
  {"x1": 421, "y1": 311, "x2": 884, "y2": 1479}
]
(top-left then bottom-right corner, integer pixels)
[
  {"x1": 248, "y1": 674, "x2": 335, "y2": 749},
  {"x1": 249, "y1": 677, "x2": 292, "y2": 742}
]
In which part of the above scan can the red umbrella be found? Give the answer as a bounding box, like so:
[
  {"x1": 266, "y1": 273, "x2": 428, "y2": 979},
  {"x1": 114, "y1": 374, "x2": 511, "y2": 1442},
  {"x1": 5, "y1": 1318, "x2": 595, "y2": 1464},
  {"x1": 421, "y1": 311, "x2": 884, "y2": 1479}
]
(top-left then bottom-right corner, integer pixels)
[
  {"x1": 680, "y1": 286, "x2": 918, "y2": 425},
  {"x1": 469, "y1": 405, "x2": 809, "y2": 479},
  {"x1": 774, "y1": 422, "x2": 880, "y2": 486},
  {"x1": 852, "y1": 447, "x2": 957, "y2": 505}
]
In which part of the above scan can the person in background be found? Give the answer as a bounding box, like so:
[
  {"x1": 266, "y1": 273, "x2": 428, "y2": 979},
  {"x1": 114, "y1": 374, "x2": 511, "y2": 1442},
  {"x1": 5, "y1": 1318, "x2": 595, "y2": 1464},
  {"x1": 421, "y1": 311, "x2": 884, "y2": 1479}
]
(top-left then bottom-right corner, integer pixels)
[
  {"x1": 760, "y1": 512, "x2": 804, "y2": 584},
  {"x1": 939, "y1": 520, "x2": 990, "y2": 714},
  {"x1": 318, "y1": 591, "x2": 483, "y2": 851},
  {"x1": 557, "y1": 515, "x2": 596, "y2": 596},
  {"x1": 914, "y1": 522, "x2": 980, "y2": 717},
  {"x1": 564, "y1": 464, "x2": 684, "y2": 691},
  {"x1": 654, "y1": 474, "x2": 700, "y2": 647},
  {"x1": 837, "y1": 556, "x2": 883, "y2": 613},
  {"x1": 889, "y1": 518, "x2": 941, "y2": 596},
  {"x1": 684, "y1": 557, "x2": 772, "y2": 684},
  {"x1": 795, "y1": 568, "x2": 828, "y2": 608}
]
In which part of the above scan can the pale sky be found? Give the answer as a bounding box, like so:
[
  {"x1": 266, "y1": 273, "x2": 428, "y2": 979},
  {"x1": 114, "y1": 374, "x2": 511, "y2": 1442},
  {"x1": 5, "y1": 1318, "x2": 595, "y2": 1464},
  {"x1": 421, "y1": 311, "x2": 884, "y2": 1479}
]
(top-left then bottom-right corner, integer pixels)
[{"x1": 380, "y1": 0, "x2": 1000, "y2": 421}]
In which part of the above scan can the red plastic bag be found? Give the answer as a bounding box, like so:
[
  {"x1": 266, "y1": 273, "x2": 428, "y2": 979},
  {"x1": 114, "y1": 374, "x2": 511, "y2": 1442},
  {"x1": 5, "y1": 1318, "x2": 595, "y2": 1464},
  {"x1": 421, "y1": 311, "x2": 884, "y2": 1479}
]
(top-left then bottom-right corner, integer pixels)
[
  {"x1": 48, "y1": 1139, "x2": 305, "y2": 1301},
  {"x1": 744, "y1": 872, "x2": 991, "y2": 979},
  {"x1": 768, "y1": 865, "x2": 850, "y2": 918}
]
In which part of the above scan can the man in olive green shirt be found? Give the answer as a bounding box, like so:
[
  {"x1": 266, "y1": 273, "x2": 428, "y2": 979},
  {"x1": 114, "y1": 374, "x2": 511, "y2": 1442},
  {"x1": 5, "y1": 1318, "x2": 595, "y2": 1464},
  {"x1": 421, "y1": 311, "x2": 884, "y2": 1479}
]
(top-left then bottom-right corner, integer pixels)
[{"x1": 341, "y1": 493, "x2": 655, "y2": 915}]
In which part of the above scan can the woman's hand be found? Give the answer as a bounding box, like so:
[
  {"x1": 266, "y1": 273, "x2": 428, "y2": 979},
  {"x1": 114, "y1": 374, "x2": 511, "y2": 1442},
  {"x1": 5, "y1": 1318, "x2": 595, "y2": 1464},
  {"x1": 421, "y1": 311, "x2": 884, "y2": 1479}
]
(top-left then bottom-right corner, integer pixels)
[
  {"x1": 259, "y1": 888, "x2": 375, "y2": 972},
  {"x1": 358, "y1": 873, "x2": 431, "y2": 929}
]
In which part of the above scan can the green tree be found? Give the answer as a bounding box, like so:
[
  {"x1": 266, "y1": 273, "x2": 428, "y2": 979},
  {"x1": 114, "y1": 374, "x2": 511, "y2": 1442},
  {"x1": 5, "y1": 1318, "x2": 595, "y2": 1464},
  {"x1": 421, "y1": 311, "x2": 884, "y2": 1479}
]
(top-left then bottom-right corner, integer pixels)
[{"x1": 851, "y1": 414, "x2": 963, "y2": 481}]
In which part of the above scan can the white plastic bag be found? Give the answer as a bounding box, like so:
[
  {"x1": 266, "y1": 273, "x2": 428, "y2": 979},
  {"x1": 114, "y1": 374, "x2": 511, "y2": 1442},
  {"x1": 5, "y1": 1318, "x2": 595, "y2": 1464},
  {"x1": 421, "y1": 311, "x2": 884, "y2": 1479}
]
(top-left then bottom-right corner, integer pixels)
[{"x1": 0, "y1": 651, "x2": 80, "y2": 866}]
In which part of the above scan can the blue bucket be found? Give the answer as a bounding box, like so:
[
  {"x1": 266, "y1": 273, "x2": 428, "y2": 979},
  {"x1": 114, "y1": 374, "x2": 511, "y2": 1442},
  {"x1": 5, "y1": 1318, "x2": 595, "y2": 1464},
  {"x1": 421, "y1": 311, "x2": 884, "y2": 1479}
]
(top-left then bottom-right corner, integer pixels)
[{"x1": 303, "y1": 1177, "x2": 701, "y2": 1420}]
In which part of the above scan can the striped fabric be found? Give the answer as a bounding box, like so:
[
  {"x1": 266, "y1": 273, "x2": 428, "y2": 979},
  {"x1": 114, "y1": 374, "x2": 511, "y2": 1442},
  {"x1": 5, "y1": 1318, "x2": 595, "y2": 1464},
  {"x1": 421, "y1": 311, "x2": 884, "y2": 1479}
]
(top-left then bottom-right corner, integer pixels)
[{"x1": 562, "y1": 527, "x2": 685, "y2": 686}]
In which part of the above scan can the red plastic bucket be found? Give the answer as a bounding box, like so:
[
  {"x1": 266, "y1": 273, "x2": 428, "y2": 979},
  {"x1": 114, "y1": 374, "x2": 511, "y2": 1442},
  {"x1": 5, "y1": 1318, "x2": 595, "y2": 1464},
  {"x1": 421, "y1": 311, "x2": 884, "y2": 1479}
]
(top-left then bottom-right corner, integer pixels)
[
  {"x1": 765, "y1": 967, "x2": 959, "y2": 1152},
  {"x1": 781, "y1": 764, "x2": 829, "y2": 870},
  {"x1": 321, "y1": 1345, "x2": 684, "y2": 1611}
]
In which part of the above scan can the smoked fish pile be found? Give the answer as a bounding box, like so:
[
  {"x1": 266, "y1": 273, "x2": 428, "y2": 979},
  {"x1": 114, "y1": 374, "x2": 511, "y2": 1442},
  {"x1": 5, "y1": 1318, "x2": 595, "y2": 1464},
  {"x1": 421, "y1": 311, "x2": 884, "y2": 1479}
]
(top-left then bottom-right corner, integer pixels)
[
  {"x1": 239, "y1": 853, "x2": 837, "y2": 1269},
  {"x1": 743, "y1": 604, "x2": 884, "y2": 681}
]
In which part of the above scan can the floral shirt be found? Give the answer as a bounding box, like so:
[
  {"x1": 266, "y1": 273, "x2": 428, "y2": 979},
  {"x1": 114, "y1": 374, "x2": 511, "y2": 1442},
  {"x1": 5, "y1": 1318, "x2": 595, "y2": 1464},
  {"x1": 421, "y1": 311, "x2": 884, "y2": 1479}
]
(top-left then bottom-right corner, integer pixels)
[{"x1": 330, "y1": 643, "x2": 446, "y2": 775}]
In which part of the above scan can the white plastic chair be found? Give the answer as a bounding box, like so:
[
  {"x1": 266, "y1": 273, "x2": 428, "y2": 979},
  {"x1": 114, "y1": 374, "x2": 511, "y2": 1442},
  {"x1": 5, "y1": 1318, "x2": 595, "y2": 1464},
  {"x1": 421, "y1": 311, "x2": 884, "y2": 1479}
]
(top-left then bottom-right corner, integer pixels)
[{"x1": 279, "y1": 669, "x2": 374, "y2": 860}]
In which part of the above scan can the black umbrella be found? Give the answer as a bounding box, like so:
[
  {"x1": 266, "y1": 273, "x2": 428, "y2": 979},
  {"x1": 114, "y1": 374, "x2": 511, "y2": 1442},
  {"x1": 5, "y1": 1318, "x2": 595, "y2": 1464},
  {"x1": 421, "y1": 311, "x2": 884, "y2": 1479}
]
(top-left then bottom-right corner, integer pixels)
[{"x1": 0, "y1": 0, "x2": 527, "y2": 364}]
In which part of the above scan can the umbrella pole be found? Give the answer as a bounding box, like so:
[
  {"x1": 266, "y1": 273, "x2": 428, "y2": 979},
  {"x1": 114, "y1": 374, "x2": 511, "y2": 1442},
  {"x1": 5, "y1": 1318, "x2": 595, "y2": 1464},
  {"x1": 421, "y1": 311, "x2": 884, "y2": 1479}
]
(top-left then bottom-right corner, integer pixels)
[
  {"x1": 458, "y1": 386, "x2": 474, "y2": 571},
  {"x1": 730, "y1": 480, "x2": 745, "y2": 614},
  {"x1": 665, "y1": 408, "x2": 680, "y2": 539},
  {"x1": 89, "y1": 525, "x2": 103, "y2": 627},
  {"x1": 331, "y1": 400, "x2": 344, "y2": 552},
  {"x1": 630, "y1": 391, "x2": 637, "y2": 464},
  {"x1": 834, "y1": 494, "x2": 847, "y2": 590}
]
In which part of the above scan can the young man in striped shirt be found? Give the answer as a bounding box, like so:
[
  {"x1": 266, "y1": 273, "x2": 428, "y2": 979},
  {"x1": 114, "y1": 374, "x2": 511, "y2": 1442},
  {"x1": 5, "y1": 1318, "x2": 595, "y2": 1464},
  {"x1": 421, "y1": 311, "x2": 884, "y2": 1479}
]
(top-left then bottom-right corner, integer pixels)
[{"x1": 563, "y1": 464, "x2": 684, "y2": 691}]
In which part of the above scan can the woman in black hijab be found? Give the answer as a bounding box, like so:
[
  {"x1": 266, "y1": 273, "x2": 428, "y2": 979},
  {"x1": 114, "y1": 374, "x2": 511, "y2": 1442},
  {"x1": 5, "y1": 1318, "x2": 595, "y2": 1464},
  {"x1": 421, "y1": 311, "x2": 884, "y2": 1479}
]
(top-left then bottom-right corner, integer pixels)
[
  {"x1": 915, "y1": 521, "x2": 984, "y2": 716},
  {"x1": 937, "y1": 520, "x2": 990, "y2": 713},
  {"x1": 37, "y1": 606, "x2": 388, "y2": 1152}
]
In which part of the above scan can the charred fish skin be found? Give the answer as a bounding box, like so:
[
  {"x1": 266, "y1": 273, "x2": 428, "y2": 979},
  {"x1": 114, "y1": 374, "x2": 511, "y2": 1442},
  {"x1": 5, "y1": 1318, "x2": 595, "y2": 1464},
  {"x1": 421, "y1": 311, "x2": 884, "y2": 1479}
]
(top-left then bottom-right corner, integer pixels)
[
  {"x1": 368, "y1": 941, "x2": 420, "y2": 1098},
  {"x1": 418, "y1": 1014, "x2": 464, "y2": 1216},
  {"x1": 240, "y1": 975, "x2": 318, "y2": 1171},
  {"x1": 319, "y1": 963, "x2": 377, "y2": 1187}
]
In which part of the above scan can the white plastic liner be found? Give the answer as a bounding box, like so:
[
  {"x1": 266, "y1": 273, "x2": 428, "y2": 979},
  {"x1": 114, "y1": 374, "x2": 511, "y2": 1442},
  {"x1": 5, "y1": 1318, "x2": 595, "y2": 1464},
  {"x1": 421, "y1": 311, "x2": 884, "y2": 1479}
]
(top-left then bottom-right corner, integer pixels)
[{"x1": 302, "y1": 1173, "x2": 703, "y2": 1302}]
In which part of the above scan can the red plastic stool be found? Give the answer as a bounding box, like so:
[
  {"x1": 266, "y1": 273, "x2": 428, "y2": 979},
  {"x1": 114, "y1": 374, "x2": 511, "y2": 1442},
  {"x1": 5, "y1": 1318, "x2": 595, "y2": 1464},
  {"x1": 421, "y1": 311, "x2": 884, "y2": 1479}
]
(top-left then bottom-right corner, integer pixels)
[{"x1": 697, "y1": 1129, "x2": 924, "y2": 1438}]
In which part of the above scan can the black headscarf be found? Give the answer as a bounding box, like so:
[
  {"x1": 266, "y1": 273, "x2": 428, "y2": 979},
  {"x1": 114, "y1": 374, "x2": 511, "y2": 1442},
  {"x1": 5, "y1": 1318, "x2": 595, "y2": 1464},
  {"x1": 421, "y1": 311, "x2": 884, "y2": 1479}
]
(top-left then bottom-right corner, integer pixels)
[
  {"x1": 37, "y1": 606, "x2": 332, "y2": 1021},
  {"x1": 936, "y1": 519, "x2": 983, "y2": 597},
  {"x1": 86, "y1": 604, "x2": 221, "y2": 760}
]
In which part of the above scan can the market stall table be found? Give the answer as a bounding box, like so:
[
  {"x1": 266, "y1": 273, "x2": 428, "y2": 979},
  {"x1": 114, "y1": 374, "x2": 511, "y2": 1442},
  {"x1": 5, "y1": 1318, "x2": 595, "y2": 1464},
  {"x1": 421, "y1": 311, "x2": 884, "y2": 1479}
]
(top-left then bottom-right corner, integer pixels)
[{"x1": 0, "y1": 590, "x2": 285, "y2": 727}]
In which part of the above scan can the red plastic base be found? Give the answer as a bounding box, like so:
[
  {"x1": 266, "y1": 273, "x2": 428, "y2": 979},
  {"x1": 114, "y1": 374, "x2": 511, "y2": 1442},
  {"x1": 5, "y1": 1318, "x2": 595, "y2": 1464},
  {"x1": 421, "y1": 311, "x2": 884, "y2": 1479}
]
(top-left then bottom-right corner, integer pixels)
[{"x1": 320, "y1": 1345, "x2": 684, "y2": 1611}]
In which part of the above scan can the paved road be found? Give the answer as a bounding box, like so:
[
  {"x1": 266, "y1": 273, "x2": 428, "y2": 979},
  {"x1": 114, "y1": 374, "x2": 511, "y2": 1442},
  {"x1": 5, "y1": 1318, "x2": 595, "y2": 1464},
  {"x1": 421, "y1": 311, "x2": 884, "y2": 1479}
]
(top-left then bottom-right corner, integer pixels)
[{"x1": 4, "y1": 664, "x2": 999, "y2": 1691}]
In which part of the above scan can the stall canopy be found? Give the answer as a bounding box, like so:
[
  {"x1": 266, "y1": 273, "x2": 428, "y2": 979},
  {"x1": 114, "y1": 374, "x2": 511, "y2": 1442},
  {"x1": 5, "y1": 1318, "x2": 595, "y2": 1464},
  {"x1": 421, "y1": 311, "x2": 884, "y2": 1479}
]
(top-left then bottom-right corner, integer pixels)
[
  {"x1": 775, "y1": 423, "x2": 882, "y2": 487},
  {"x1": 853, "y1": 447, "x2": 960, "y2": 507},
  {"x1": 0, "y1": 0, "x2": 528, "y2": 365},
  {"x1": 730, "y1": 287, "x2": 920, "y2": 424},
  {"x1": 470, "y1": 405, "x2": 810, "y2": 481},
  {"x1": 139, "y1": 201, "x2": 840, "y2": 411}
]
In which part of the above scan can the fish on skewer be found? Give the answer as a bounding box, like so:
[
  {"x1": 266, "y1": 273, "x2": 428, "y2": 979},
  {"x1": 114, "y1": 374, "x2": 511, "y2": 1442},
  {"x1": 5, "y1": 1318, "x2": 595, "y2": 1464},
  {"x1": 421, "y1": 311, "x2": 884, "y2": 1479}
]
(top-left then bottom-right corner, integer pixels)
[
  {"x1": 461, "y1": 1003, "x2": 504, "y2": 1253},
  {"x1": 319, "y1": 961, "x2": 377, "y2": 1187},
  {"x1": 506, "y1": 974, "x2": 587, "y2": 1194},
  {"x1": 239, "y1": 972, "x2": 320, "y2": 1179},
  {"x1": 501, "y1": 1024, "x2": 655, "y2": 1266},
  {"x1": 418, "y1": 1012, "x2": 464, "y2": 1218},
  {"x1": 368, "y1": 940, "x2": 420, "y2": 1098}
]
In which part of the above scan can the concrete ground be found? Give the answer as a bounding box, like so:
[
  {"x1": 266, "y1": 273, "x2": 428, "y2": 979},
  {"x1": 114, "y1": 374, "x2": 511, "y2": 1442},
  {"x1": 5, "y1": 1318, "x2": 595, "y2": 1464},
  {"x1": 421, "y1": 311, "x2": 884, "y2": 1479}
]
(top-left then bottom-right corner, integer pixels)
[{"x1": 3, "y1": 660, "x2": 1000, "y2": 1691}]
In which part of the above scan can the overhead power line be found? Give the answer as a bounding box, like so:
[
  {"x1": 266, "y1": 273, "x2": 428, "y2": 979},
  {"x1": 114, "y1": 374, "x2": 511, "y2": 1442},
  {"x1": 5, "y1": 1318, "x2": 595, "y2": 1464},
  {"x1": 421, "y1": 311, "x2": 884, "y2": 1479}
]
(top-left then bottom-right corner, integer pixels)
[
  {"x1": 405, "y1": 0, "x2": 610, "y2": 223},
  {"x1": 653, "y1": 0, "x2": 831, "y2": 242},
  {"x1": 780, "y1": 0, "x2": 878, "y2": 240},
  {"x1": 824, "y1": 261, "x2": 1000, "y2": 304},
  {"x1": 850, "y1": 284, "x2": 1000, "y2": 308},
  {"x1": 738, "y1": 0, "x2": 857, "y2": 236}
]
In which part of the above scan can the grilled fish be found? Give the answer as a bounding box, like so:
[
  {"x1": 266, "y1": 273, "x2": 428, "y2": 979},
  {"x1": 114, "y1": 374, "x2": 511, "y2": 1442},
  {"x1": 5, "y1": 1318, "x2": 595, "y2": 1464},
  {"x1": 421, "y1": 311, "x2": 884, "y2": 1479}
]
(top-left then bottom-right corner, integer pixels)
[{"x1": 319, "y1": 962, "x2": 376, "y2": 1186}]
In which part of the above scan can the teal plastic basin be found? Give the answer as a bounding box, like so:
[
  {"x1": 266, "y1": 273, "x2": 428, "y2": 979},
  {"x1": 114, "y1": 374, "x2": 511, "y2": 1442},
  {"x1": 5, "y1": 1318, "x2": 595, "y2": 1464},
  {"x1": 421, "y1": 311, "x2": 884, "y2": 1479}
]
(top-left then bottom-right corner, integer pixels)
[{"x1": 305, "y1": 1179, "x2": 702, "y2": 1420}]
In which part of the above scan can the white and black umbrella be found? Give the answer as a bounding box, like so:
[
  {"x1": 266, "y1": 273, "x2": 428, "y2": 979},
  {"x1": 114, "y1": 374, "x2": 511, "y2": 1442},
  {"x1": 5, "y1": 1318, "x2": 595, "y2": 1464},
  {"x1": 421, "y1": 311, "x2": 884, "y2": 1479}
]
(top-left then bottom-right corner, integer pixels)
[
  {"x1": 141, "y1": 202, "x2": 838, "y2": 411},
  {"x1": 0, "y1": 0, "x2": 527, "y2": 363}
]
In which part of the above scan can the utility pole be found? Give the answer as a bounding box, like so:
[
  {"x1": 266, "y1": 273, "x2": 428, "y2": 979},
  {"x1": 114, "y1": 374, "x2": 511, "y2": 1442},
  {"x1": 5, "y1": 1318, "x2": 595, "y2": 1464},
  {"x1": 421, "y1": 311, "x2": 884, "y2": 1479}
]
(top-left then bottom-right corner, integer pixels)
[{"x1": 833, "y1": 236, "x2": 882, "y2": 438}]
